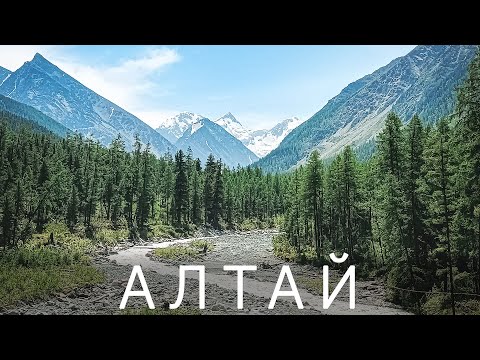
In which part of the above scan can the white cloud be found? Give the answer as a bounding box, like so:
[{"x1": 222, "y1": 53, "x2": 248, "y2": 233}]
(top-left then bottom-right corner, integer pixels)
[{"x1": 54, "y1": 47, "x2": 180, "y2": 116}]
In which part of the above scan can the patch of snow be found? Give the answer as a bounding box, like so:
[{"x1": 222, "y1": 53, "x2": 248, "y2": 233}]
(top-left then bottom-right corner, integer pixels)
[
  {"x1": 158, "y1": 112, "x2": 205, "y2": 140},
  {"x1": 205, "y1": 140, "x2": 213, "y2": 153},
  {"x1": 58, "y1": 95, "x2": 72, "y2": 113},
  {"x1": 7, "y1": 79, "x2": 17, "y2": 97},
  {"x1": 245, "y1": 117, "x2": 303, "y2": 157},
  {"x1": 191, "y1": 120, "x2": 203, "y2": 134},
  {"x1": 0, "y1": 74, "x2": 11, "y2": 87}
]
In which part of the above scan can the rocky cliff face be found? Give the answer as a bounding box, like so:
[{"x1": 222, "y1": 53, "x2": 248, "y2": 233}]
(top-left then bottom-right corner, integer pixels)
[{"x1": 257, "y1": 45, "x2": 478, "y2": 172}]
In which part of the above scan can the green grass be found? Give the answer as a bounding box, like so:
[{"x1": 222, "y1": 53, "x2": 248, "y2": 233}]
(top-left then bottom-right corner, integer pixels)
[
  {"x1": 152, "y1": 240, "x2": 214, "y2": 261},
  {"x1": 296, "y1": 275, "x2": 333, "y2": 294},
  {"x1": 0, "y1": 231, "x2": 105, "y2": 309},
  {"x1": 190, "y1": 240, "x2": 214, "y2": 251},
  {"x1": 0, "y1": 263, "x2": 104, "y2": 308},
  {"x1": 120, "y1": 307, "x2": 201, "y2": 315}
]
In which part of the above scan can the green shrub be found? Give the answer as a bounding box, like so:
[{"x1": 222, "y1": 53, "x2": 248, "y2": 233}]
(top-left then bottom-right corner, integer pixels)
[
  {"x1": 273, "y1": 234, "x2": 328, "y2": 266},
  {"x1": 273, "y1": 215, "x2": 285, "y2": 230},
  {"x1": 190, "y1": 240, "x2": 214, "y2": 251},
  {"x1": 152, "y1": 240, "x2": 213, "y2": 261},
  {"x1": 148, "y1": 224, "x2": 179, "y2": 239},
  {"x1": 273, "y1": 234, "x2": 297, "y2": 262},
  {"x1": 95, "y1": 228, "x2": 129, "y2": 246}
]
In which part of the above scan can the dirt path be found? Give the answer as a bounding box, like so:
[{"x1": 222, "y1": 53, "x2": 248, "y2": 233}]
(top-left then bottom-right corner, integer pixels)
[{"x1": 3, "y1": 231, "x2": 410, "y2": 315}]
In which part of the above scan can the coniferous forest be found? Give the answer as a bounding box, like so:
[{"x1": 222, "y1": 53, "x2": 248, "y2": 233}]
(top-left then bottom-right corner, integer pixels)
[{"x1": 0, "y1": 50, "x2": 479, "y2": 314}]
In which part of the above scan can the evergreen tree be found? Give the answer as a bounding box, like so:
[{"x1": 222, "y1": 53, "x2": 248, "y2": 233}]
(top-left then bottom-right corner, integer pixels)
[
  {"x1": 204, "y1": 154, "x2": 216, "y2": 226},
  {"x1": 174, "y1": 150, "x2": 188, "y2": 227},
  {"x1": 453, "y1": 48, "x2": 480, "y2": 294},
  {"x1": 405, "y1": 115, "x2": 427, "y2": 265},
  {"x1": 137, "y1": 144, "x2": 154, "y2": 235},
  {"x1": 67, "y1": 184, "x2": 78, "y2": 230},
  {"x1": 303, "y1": 150, "x2": 324, "y2": 257},
  {"x1": 422, "y1": 118, "x2": 456, "y2": 315},
  {"x1": 377, "y1": 112, "x2": 404, "y2": 180},
  {"x1": 191, "y1": 159, "x2": 202, "y2": 225},
  {"x1": 341, "y1": 146, "x2": 359, "y2": 262},
  {"x1": 212, "y1": 160, "x2": 224, "y2": 229},
  {"x1": 1, "y1": 195, "x2": 13, "y2": 248}
]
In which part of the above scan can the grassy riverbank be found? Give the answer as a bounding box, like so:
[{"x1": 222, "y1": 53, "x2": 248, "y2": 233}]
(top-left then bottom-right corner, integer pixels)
[{"x1": 0, "y1": 244, "x2": 104, "y2": 308}]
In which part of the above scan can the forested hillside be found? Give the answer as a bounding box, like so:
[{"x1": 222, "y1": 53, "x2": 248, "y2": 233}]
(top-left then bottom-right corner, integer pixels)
[
  {"x1": 257, "y1": 45, "x2": 477, "y2": 172},
  {"x1": 0, "y1": 115, "x2": 286, "y2": 250},
  {"x1": 275, "y1": 51, "x2": 480, "y2": 314},
  {"x1": 0, "y1": 95, "x2": 70, "y2": 137}
]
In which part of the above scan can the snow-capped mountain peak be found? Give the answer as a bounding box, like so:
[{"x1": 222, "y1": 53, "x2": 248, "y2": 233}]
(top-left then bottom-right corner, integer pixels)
[
  {"x1": 161, "y1": 110, "x2": 303, "y2": 158},
  {"x1": 219, "y1": 112, "x2": 240, "y2": 124},
  {"x1": 213, "y1": 113, "x2": 303, "y2": 158},
  {"x1": 245, "y1": 117, "x2": 304, "y2": 158},
  {"x1": 156, "y1": 112, "x2": 205, "y2": 143},
  {"x1": 214, "y1": 112, "x2": 251, "y2": 142}
]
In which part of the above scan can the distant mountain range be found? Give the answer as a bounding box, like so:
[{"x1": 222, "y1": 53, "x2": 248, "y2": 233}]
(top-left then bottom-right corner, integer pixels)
[
  {"x1": 157, "y1": 111, "x2": 303, "y2": 158},
  {"x1": 212, "y1": 112, "x2": 303, "y2": 157},
  {"x1": 243, "y1": 117, "x2": 303, "y2": 157},
  {"x1": 0, "y1": 53, "x2": 174, "y2": 157},
  {"x1": 256, "y1": 45, "x2": 478, "y2": 172},
  {"x1": 176, "y1": 118, "x2": 258, "y2": 167}
]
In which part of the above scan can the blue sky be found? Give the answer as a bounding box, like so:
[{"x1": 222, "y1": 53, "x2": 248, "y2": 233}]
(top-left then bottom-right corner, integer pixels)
[{"x1": 0, "y1": 45, "x2": 416, "y2": 130}]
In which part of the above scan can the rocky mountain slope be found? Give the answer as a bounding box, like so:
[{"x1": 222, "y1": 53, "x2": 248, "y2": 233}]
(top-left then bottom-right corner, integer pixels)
[
  {"x1": 176, "y1": 117, "x2": 259, "y2": 167},
  {"x1": 0, "y1": 53, "x2": 174, "y2": 156},
  {"x1": 256, "y1": 45, "x2": 478, "y2": 172},
  {"x1": 0, "y1": 66, "x2": 11, "y2": 84},
  {"x1": 0, "y1": 94, "x2": 70, "y2": 137}
]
